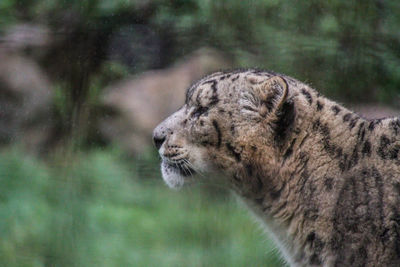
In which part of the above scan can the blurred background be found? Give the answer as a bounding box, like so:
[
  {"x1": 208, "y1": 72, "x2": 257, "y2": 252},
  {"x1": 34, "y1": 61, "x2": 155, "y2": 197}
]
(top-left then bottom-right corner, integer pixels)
[{"x1": 0, "y1": 0, "x2": 400, "y2": 266}]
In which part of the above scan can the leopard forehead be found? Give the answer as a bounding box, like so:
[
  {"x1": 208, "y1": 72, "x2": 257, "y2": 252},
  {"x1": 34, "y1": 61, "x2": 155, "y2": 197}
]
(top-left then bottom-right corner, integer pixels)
[
  {"x1": 185, "y1": 69, "x2": 278, "y2": 106},
  {"x1": 185, "y1": 72, "x2": 230, "y2": 108}
]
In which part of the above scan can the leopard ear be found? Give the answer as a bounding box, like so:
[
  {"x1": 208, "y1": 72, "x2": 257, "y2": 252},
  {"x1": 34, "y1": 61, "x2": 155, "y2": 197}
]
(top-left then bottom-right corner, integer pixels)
[
  {"x1": 240, "y1": 75, "x2": 288, "y2": 119},
  {"x1": 253, "y1": 76, "x2": 288, "y2": 117}
]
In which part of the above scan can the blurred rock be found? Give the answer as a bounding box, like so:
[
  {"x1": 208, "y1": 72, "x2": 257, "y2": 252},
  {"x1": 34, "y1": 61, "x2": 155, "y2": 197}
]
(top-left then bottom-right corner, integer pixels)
[
  {"x1": 1, "y1": 24, "x2": 51, "y2": 51},
  {"x1": 0, "y1": 48, "x2": 53, "y2": 153},
  {"x1": 100, "y1": 48, "x2": 231, "y2": 154}
]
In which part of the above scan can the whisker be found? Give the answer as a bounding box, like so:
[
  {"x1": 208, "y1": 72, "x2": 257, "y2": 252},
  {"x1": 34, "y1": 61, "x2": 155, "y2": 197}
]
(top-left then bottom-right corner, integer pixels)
[
  {"x1": 161, "y1": 155, "x2": 206, "y2": 178},
  {"x1": 180, "y1": 160, "x2": 194, "y2": 176},
  {"x1": 183, "y1": 159, "x2": 205, "y2": 178},
  {"x1": 185, "y1": 163, "x2": 195, "y2": 177}
]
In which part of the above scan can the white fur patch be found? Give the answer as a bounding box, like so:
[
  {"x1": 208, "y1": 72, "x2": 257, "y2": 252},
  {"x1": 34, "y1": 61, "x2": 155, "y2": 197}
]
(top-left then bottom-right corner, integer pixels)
[{"x1": 161, "y1": 162, "x2": 185, "y2": 189}]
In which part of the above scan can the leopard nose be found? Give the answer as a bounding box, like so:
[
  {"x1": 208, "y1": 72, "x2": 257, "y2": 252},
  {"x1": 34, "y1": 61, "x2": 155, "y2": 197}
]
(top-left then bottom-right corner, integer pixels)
[{"x1": 153, "y1": 133, "x2": 166, "y2": 150}]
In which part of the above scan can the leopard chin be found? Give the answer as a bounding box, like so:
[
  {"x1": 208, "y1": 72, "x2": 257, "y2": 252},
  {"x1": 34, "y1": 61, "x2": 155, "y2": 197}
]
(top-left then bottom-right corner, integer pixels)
[{"x1": 160, "y1": 161, "x2": 196, "y2": 189}]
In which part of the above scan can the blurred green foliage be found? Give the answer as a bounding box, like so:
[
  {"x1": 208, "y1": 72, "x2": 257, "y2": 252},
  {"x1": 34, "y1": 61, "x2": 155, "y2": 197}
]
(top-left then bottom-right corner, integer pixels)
[
  {"x1": 149, "y1": 0, "x2": 400, "y2": 105},
  {"x1": 0, "y1": 148, "x2": 282, "y2": 266},
  {"x1": 1, "y1": 0, "x2": 400, "y2": 105}
]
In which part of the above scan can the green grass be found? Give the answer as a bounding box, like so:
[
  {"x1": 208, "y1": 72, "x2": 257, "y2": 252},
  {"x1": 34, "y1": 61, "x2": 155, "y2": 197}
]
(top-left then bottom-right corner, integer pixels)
[{"x1": 0, "y1": 148, "x2": 283, "y2": 267}]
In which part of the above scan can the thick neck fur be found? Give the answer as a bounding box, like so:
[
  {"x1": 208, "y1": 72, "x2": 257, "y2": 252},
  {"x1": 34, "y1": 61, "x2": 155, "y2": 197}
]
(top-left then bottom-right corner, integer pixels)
[{"x1": 232, "y1": 83, "x2": 400, "y2": 266}]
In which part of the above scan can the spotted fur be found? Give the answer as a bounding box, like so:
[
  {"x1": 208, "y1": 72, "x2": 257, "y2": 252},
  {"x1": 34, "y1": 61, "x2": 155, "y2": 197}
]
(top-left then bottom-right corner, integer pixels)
[{"x1": 153, "y1": 69, "x2": 400, "y2": 266}]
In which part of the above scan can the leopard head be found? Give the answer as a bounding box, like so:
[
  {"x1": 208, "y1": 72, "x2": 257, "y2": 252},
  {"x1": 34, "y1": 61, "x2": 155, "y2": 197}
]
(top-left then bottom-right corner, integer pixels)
[{"x1": 153, "y1": 71, "x2": 290, "y2": 189}]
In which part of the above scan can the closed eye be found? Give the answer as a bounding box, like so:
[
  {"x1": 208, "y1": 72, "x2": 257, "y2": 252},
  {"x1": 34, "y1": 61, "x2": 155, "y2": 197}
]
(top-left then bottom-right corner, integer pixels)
[{"x1": 193, "y1": 106, "x2": 209, "y2": 118}]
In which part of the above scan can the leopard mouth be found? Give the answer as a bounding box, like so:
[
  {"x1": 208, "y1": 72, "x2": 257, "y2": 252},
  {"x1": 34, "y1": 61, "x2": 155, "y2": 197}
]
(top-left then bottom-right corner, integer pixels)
[
  {"x1": 160, "y1": 159, "x2": 197, "y2": 189},
  {"x1": 163, "y1": 160, "x2": 196, "y2": 177}
]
